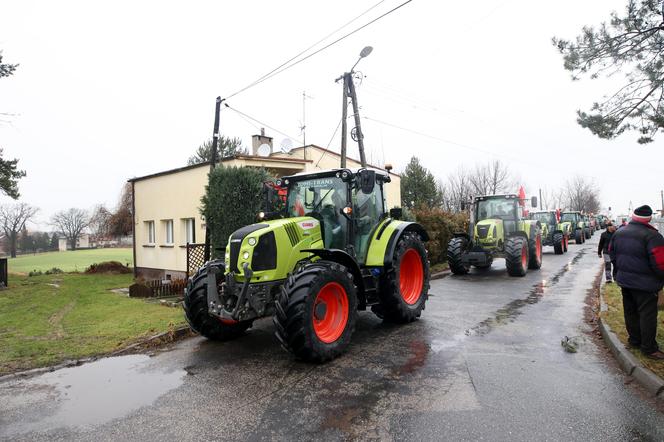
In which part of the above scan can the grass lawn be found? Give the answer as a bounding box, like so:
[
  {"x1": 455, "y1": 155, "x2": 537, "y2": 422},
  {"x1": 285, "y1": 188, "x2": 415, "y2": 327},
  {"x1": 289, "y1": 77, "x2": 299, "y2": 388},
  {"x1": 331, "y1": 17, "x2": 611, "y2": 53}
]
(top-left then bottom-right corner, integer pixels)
[
  {"x1": 0, "y1": 272, "x2": 186, "y2": 375},
  {"x1": 8, "y1": 248, "x2": 133, "y2": 274},
  {"x1": 601, "y1": 283, "x2": 664, "y2": 379}
]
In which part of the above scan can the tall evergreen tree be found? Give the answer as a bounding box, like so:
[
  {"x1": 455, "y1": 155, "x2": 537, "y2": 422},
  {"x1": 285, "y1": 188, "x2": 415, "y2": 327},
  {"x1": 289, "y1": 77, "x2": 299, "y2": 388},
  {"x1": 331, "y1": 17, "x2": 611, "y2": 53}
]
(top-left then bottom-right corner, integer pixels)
[
  {"x1": 400, "y1": 156, "x2": 443, "y2": 210},
  {"x1": 187, "y1": 137, "x2": 247, "y2": 165}
]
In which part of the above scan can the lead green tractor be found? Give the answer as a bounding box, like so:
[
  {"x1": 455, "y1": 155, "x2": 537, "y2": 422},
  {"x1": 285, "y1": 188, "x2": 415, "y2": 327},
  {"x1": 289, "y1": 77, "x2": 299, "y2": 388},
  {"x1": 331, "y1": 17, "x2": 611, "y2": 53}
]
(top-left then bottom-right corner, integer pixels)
[
  {"x1": 447, "y1": 194, "x2": 543, "y2": 277},
  {"x1": 529, "y1": 211, "x2": 571, "y2": 255},
  {"x1": 561, "y1": 211, "x2": 587, "y2": 244},
  {"x1": 184, "y1": 168, "x2": 430, "y2": 362}
]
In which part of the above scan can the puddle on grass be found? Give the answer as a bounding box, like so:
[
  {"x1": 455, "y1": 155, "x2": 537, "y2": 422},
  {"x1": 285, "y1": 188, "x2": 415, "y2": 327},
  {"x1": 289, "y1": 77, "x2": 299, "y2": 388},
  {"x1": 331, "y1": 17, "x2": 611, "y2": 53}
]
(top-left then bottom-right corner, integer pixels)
[{"x1": 0, "y1": 354, "x2": 185, "y2": 436}]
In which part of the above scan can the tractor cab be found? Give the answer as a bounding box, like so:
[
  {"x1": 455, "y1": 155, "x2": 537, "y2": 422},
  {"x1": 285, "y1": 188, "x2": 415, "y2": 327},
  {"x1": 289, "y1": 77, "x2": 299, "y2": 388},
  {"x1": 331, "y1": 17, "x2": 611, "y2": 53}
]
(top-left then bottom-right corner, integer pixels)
[
  {"x1": 474, "y1": 194, "x2": 523, "y2": 236},
  {"x1": 279, "y1": 168, "x2": 389, "y2": 264}
]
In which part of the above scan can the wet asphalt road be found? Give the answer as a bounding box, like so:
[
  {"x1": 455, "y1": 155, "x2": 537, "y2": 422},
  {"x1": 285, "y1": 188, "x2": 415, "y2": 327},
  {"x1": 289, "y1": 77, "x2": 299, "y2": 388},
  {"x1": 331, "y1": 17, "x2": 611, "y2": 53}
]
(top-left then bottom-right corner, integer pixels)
[{"x1": 1, "y1": 235, "x2": 663, "y2": 441}]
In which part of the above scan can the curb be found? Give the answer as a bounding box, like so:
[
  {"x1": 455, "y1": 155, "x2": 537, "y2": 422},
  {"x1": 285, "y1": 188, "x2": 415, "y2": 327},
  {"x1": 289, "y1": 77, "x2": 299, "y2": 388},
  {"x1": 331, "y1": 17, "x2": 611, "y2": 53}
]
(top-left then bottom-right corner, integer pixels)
[
  {"x1": 597, "y1": 280, "x2": 664, "y2": 400},
  {"x1": 431, "y1": 269, "x2": 451, "y2": 280},
  {"x1": 0, "y1": 325, "x2": 192, "y2": 383}
]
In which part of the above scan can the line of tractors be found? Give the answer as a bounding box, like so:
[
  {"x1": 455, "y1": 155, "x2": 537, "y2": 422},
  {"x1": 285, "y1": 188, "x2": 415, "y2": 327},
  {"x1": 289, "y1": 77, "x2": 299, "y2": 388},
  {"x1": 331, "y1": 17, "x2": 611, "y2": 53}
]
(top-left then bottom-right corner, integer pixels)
[{"x1": 182, "y1": 174, "x2": 607, "y2": 363}]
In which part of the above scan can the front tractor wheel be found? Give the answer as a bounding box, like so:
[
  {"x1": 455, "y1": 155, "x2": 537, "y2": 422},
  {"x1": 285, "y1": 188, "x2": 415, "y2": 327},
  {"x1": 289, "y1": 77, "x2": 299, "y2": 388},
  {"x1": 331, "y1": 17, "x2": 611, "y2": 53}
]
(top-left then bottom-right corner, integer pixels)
[
  {"x1": 528, "y1": 234, "x2": 543, "y2": 270},
  {"x1": 505, "y1": 236, "x2": 528, "y2": 277},
  {"x1": 447, "y1": 237, "x2": 470, "y2": 275},
  {"x1": 378, "y1": 232, "x2": 430, "y2": 323},
  {"x1": 553, "y1": 232, "x2": 564, "y2": 255},
  {"x1": 574, "y1": 229, "x2": 584, "y2": 244},
  {"x1": 273, "y1": 261, "x2": 357, "y2": 363},
  {"x1": 183, "y1": 262, "x2": 252, "y2": 340}
]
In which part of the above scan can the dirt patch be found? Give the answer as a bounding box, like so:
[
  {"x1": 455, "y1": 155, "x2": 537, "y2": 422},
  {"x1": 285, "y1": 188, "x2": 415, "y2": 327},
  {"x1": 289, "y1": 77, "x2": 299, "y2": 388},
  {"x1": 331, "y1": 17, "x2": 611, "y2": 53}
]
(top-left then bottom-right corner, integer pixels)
[
  {"x1": 48, "y1": 301, "x2": 76, "y2": 338},
  {"x1": 85, "y1": 261, "x2": 132, "y2": 274}
]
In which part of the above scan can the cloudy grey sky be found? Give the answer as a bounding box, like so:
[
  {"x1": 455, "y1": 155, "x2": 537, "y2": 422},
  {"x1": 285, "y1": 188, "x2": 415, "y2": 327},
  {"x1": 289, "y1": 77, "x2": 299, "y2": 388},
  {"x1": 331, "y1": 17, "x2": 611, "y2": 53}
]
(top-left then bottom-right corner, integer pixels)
[{"x1": 0, "y1": 0, "x2": 660, "y2": 229}]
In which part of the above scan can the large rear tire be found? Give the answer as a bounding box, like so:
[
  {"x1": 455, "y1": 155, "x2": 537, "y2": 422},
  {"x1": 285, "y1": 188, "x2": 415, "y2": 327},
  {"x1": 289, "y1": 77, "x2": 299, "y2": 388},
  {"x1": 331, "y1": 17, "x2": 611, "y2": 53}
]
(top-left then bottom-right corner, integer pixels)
[
  {"x1": 505, "y1": 236, "x2": 528, "y2": 277},
  {"x1": 575, "y1": 229, "x2": 584, "y2": 244},
  {"x1": 183, "y1": 262, "x2": 252, "y2": 340},
  {"x1": 553, "y1": 232, "x2": 564, "y2": 255},
  {"x1": 528, "y1": 233, "x2": 543, "y2": 270},
  {"x1": 447, "y1": 237, "x2": 469, "y2": 275},
  {"x1": 273, "y1": 261, "x2": 357, "y2": 363},
  {"x1": 378, "y1": 232, "x2": 430, "y2": 323}
]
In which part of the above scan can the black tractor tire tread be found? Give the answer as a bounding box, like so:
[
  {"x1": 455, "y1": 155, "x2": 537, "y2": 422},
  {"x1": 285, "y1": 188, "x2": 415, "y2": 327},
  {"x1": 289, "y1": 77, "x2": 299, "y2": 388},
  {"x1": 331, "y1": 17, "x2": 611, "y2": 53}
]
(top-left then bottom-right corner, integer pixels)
[
  {"x1": 273, "y1": 261, "x2": 357, "y2": 363},
  {"x1": 505, "y1": 236, "x2": 528, "y2": 277},
  {"x1": 575, "y1": 229, "x2": 584, "y2": 244},
  {"x1": 553, "y1": 232, "x2": 564, "y2": 255},
  {"x1": 447, "y1": 237, "x2": 469, "y2": 275},
  {"x1": 183, "y1": 262, "x2": 252, "y2": 341},
  {"x1": 379, "y1": 232, "x2": 430, "y2": 323},
  {"x1": 528, "y1": 234, "x2": 543, "y2": 270}
]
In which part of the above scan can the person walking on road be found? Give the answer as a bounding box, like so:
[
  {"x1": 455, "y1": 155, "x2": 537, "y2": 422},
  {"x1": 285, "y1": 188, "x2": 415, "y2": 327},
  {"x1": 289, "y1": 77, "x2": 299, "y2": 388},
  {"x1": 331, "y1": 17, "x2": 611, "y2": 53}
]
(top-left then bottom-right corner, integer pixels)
[
  {"x1": 598, "y1": 222, "x2": 616, "y2": 283},
  {"x1": 609, "y1": 205, "x2": 664, "y2": 360}
]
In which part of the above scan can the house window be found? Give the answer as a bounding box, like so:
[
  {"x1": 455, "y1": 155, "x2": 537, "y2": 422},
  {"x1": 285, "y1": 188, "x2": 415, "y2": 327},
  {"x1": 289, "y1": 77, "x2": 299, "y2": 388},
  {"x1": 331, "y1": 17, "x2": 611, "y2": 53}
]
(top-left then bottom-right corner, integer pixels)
[
  {"x1": 163, "y1": 219, "x2": 174, "y2": 245},
  {"x1": 183, "y1": 218, "x2": 195, "y2": 244},
  {"x1": 145, "y1": 221, "x2": 155, "y2": 244}
]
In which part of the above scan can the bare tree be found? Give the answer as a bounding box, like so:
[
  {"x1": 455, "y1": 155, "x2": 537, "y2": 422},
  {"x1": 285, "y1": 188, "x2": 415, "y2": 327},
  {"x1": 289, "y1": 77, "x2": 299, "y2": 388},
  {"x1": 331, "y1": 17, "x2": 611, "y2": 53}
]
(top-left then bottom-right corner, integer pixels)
[
  {"x1": 0, "y1": 203, "x2": 38, "y2": 257},
  {"x1": 109, "y1": 183, "x2": 133, "y2": 237},
  {"x1": 443, "y1": 166, "x2": 474, "y2": 212},
  {"x1": 540, "y1": 187, "x2": 566, "y2": 211},
  {"x1": 468, "y1": 160, "x2": 516, "y2": 196},
  {"x1": 51, "y1": 208, "x2": 90, "y2": 250},
  {"x1": 89, "y1": 205, "x2": 112, "y2": 241},
  {"x1": 564, "y1": 175, "x2": 601, "y2": 213}
]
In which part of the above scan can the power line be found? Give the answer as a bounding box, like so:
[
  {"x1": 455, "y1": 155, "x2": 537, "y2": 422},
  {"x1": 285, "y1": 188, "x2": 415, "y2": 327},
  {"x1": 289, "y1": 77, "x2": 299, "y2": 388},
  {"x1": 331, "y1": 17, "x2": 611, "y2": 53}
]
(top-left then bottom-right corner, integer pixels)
[
  {"x1": 223, "y1": 0, "x2": 414, "y2": 100},
  {"x1": 224, "y1": 103, "x2": 303, "y2": 144},
  {"x1": 315, "y1": 117, "x2": 344, "y2": 168},
  {"x1": 224, "y1": 1, "x2": 387, "y2": 100}
]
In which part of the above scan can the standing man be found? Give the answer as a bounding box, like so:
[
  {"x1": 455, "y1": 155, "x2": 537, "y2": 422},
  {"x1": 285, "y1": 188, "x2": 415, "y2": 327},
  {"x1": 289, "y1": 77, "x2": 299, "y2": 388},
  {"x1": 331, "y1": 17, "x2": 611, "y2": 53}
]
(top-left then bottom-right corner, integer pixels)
[
  {"x1": 598, "y1": 222, "x2": 616, "y2": 283},
  {"x1": 610, "y1": 205, "x2": 664, "y2": 360}
]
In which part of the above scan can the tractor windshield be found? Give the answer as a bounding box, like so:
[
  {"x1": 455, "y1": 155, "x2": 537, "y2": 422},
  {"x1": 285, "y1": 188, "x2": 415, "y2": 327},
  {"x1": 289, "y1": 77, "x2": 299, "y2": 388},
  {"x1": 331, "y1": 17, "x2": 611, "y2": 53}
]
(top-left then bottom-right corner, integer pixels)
[
  {"x1": 531, "y1": 212, "x2": 554, "y2": 225},
  {"x1": 476, "y1": 198, "x2": 518, "y2": 221},
  {"x1": 287, "y1": 176, "x2": 348, "y2": 249},
  {"x1": 561, "y1": 213, "x2": 578, "y2": 223}
]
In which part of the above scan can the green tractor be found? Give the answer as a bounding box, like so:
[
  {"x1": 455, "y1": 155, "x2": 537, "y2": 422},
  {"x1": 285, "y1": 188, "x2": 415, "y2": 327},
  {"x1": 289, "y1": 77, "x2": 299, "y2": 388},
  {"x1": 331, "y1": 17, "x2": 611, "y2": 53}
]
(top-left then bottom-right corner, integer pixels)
[
  {"x1": 184, "y1": 168, "x2": 430, "y2": 362},
  {"x1": 447, "y1": 194, "x2": 543, "y2": 277},
  {"x1": 560, "y1": 211, "x2": 587, "y2": 244},
  {"x1": 529, "y1": 211, "x2": 571, "y2": 255}
]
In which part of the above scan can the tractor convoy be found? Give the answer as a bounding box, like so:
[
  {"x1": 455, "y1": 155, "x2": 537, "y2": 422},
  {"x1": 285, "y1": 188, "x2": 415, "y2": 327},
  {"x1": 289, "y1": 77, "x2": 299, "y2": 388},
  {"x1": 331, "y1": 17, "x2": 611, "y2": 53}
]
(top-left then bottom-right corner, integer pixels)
[{"x1": 529, "y1": 210, "x2": 571, "y2": 255}]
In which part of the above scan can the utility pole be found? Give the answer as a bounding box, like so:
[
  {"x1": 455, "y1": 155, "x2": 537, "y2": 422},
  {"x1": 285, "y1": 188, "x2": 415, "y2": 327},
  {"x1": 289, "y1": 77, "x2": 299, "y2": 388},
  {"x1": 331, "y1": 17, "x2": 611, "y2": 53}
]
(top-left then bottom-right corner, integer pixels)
[
  {"x1": 539, "y1": 188, "x2": 543, "y2": 210},
  {"x1": 337, "y1": 46, "x2": 372, "y2": 169},
  {"x1": 204, "y1": 96, "x2": 223, "y2": 262}
]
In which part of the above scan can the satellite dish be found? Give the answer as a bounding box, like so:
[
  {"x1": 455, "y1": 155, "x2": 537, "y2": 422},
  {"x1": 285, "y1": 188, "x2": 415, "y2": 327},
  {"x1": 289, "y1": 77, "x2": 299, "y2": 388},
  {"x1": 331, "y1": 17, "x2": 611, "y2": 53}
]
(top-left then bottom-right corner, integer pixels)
[
  {"x1": 280, "y1": 138, "x2": 293, "y2": 153},
  {"x1": 257, "y1": 143, "x2": 271, "y2": 157}
]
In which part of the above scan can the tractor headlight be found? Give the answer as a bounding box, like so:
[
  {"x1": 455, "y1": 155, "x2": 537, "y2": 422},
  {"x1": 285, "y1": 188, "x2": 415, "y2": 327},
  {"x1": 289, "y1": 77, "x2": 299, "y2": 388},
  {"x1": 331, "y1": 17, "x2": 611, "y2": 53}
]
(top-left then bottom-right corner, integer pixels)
[
  {"x1": 248, "y1": 237, "x2": 257, "y2": 246},
  {"x1": 242, "y1": 251, "x2": 250, "y2": 260}
]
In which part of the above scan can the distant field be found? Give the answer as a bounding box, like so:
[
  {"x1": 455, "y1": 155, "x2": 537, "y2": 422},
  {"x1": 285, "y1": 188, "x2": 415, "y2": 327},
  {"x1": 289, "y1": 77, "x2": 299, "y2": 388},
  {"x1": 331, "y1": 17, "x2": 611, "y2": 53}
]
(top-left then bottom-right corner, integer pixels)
[{"x1": 8, "y1": 248, "x2": 133, "y2": 274}]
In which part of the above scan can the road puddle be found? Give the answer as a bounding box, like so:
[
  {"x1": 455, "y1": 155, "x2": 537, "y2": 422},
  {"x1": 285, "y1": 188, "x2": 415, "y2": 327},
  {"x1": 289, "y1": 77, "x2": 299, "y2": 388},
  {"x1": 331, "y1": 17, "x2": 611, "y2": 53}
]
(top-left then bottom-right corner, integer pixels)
[{"x1": 0, "y1": 354, "x2": 185, "y2": 436}]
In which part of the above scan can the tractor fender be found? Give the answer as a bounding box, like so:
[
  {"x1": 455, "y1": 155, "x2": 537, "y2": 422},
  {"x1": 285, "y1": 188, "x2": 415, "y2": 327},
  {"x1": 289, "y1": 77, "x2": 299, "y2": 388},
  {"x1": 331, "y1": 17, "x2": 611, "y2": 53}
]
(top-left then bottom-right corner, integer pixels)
[
  {"x1": 453, "y1": 232, "x2": 470, "y2": 240},
  {"x1": 383, "y1": 222, "x2": 429, "y2": 269},
  {"x1": 301, "y1": 248, "x2": 364, "y2": 294},
  {"x1": 507, "y1": 231, "x2": 528, "y2": 241}
]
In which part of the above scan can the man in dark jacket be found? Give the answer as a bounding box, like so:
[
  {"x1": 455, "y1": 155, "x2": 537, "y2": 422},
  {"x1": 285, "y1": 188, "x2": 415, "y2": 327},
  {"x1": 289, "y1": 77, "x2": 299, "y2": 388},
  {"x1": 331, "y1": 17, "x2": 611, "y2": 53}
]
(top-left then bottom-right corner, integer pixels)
[
  {"x1": 609, "y1": 205, "x2": 664, "y2": 360},
  {"x1": 598, "y1": 222, "x2": 616, "y2": 282}
]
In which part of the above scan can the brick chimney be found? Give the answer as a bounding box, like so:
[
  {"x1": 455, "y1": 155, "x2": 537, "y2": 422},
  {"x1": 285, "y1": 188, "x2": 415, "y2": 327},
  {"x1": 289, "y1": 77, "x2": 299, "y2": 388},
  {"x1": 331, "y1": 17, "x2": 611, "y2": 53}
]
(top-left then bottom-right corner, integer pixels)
[{"x1": 251, "y1": 128, "x2": 273, "y2": 156}]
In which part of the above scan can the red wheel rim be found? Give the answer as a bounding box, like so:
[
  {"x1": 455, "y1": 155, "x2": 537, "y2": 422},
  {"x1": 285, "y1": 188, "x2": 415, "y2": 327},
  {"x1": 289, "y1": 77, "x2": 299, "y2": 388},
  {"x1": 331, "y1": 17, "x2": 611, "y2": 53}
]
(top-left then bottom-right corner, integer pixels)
[
  {"x1": 400, "y1": 249, "x2": 424, "y2": 305},
  {"x1": 313, "y1": 282, "x2": 349, "y2": 344},
  {"x1": 521, "y1": 244, "x2": 527, "y2": 269}
]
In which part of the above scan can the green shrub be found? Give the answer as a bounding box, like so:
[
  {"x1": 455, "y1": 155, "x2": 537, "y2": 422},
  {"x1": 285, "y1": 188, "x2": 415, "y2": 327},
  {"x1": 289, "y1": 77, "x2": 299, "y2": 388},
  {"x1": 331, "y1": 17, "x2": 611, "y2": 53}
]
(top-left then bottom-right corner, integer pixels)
[
  {"x1": 201, "y1": 166, "x2": 270, "y2": 259},
  {"x1": 413, "y1": 208, "x2": 469, "y2": 264},
  {"x1": 28, "y1": 270, "x2": 43, "y2": 277},
  {"x1": 45, "y1": 267, "x2": 63, "y2": 275}
]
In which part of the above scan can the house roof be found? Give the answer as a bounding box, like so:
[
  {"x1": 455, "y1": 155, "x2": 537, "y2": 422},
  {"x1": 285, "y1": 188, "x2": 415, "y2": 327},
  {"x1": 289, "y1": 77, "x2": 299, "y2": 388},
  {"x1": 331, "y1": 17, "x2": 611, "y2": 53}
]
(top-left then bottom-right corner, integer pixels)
[{"x1": 127, "y1": 145, "x2": 398, "y2": 183}]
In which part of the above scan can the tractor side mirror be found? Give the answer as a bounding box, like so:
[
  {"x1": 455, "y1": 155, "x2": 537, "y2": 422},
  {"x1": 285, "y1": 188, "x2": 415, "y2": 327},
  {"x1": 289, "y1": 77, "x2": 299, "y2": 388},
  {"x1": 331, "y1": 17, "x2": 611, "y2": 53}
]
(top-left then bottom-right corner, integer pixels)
[
  {"x1": 357, "y1": 169, "x2": 376, "y2": 194},
  {"x1": 531, "y1": 196, "x2": 538, "y2": 208},
  {"x1": 389, "y1": 208, "x2": 403, "y2": 220},
  {"x1": 460, "y1": 201, "x2": 466, "y2": 211}
]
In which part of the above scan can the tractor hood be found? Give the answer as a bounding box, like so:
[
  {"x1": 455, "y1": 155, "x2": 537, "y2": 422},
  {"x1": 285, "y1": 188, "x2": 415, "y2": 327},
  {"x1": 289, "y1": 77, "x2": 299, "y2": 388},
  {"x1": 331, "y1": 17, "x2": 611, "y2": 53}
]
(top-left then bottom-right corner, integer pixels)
[
  {"x1": 475, "y1": 219, "x2": 502, "y2": 245},
  {"x1": 225, "y1": 217, "x2": 324, "y2": 281}
]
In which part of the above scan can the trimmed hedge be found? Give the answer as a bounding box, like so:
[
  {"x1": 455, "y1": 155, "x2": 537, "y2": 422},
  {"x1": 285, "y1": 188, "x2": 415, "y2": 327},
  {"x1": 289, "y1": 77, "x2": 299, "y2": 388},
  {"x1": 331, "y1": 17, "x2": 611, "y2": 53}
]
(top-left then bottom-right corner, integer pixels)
[
  {"x1": 413, "y1": 208, "x2": 469, "y2": 264},
  {"x1": 201, "y1": 166, "x2": 269, "y2": 259}
]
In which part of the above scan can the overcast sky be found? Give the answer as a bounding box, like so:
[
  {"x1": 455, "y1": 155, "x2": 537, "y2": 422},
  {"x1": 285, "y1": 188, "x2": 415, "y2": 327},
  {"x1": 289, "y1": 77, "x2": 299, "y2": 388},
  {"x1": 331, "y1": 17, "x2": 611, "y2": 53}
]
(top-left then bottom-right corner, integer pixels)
[{"x1": 0, "y1": 0, "x2": 661, "y2": 230}]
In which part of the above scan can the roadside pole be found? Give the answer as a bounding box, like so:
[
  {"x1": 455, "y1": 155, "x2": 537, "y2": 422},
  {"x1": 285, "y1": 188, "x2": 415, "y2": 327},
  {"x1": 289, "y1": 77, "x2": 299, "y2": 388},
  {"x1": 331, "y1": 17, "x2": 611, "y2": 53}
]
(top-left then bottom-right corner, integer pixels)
[{"x1": 204, "y1": 96, "x2": 222, "y2": 263}]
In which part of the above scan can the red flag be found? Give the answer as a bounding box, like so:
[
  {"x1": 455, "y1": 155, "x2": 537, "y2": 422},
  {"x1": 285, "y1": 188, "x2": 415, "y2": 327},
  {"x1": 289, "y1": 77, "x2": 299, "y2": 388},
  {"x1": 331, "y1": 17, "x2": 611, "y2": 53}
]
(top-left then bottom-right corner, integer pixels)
[{"x1": 518, "y1": 186, "x2": 526, "y2": 207}]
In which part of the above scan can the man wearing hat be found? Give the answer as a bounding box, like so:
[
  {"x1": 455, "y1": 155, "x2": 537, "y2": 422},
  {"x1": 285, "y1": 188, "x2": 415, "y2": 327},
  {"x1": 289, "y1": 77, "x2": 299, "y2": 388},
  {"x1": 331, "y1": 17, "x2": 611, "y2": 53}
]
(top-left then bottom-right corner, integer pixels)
[{"x1": 609, "y1": 205, "x2": 664, "y2": 360}]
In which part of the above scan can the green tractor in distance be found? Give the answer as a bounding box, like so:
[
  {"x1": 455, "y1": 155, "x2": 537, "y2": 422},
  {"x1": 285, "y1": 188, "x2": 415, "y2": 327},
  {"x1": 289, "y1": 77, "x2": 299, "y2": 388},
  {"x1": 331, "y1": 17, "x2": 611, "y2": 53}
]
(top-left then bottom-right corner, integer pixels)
[
  {"x1": 529, "y1": 210, "x2": 571, "y2": 255},
  {"x1": 560, "y1": 211, "x2": 587, "y2": 244},
  {"x1": 447, "y1": 194, "x2": 543, "y2": 277},
  {"x1": 184, "y1": 168, "x2": 430, "y2": 362}
]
